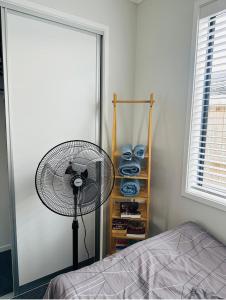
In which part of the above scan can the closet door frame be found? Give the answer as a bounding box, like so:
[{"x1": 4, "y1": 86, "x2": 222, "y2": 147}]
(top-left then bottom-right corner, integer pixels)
[{"x1": 0, "y1": 0, "x2": 109, "y2": 294}]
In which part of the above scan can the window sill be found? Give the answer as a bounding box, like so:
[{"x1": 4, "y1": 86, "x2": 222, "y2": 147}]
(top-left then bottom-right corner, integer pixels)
[{"x1": 182, "y1": 188, "x2": 226, "y2": 212}]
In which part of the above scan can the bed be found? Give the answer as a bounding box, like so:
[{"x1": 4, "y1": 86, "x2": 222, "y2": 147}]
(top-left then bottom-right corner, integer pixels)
[{"x1": 44, "y1": 222, "x2": 226, "y2": 299}]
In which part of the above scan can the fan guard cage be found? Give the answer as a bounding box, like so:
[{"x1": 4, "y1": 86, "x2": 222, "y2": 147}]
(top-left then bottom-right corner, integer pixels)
[{"x1": 35, "y1": 140, "x2": 115, "y2": 217}]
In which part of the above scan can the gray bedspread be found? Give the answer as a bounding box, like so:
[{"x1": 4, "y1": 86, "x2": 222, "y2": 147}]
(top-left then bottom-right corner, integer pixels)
[{"x1": 44, "y1": 222, "x2": 226, "y2": 299}]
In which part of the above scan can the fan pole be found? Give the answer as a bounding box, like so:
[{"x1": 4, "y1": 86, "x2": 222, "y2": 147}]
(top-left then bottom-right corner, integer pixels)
[
  {"x1": 72, "y1": 217, "x2": 79, "y2": 270},
  {"x1": 72, "y1": 191, "x2": 79, "y2": 270}
]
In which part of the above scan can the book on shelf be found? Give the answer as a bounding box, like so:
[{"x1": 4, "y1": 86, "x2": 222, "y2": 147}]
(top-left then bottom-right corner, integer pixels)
[
  {"x1": 115, "y1": 239, "x2": 128, "y2": 246},
  {"x1": 112, "y1": 220, "x2": 146, "y2": 239},
  {"x1": 120, "y1": 202, "x2": 141, "y2": 219},
  {"x1": 115, "y1": 238, "x2": 128, "y2": 251},
  {"x1": 127, "y1": 221, "x2": 145, "y2": 237},
  {"x1": 112, "y1": 229, "x2": 127, "y2": 235},
  {"x1": 115, "y1": 238, "x2": 140, "y2": 251},
  {"x1": 112, "y1": 219, "x2": 128, "y2": 235}
]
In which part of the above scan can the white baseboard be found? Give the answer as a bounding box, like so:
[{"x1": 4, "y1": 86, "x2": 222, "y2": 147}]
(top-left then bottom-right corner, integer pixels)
[{"x1": 0, "y1": 243, "x2": 11, "y2": 253}]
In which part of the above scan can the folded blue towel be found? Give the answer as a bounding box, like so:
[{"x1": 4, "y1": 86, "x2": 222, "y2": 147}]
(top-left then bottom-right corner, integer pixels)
[
  {"x1": 134, "y1": 144, "x2": 146, "y2": 159},
  {"x1": 120, "y1": 179, "x2": 140, "y2": 196},
  {"x1": 118, "y1": 158, "x2": 141, "y2": 176},
  {"x1": 120, "y1": 144, "x2": 133, "y2": 161}
]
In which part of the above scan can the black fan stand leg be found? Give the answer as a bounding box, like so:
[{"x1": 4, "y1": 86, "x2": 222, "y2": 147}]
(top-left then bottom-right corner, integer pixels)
[{"x1": 72, "y1": 190, "x2": 79, "y2": 270}]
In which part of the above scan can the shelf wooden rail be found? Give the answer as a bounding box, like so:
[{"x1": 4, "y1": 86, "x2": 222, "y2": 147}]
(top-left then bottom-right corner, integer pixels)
[{"x1": 109, "y1": 93, "x2": 155, "y2": 254}]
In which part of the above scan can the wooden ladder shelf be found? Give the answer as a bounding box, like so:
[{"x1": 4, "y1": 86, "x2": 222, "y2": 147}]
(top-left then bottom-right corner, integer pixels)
[{"x1": 109, "y1": 93, "x2": 155, "y2": 254}]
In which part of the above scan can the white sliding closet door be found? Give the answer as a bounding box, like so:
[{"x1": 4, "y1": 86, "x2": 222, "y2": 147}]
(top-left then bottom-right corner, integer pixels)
[{"x1": 5, "y1": 10, "x2": 100, "y2": 285}]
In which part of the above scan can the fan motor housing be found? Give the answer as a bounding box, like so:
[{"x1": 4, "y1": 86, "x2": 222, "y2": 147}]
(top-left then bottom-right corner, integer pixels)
[
  {"x1": 70, "y1": 173, "x2": 87, "y2": 189},
  {"x1": 73, "y1": 176, "x2": 83, "y2": 187}
]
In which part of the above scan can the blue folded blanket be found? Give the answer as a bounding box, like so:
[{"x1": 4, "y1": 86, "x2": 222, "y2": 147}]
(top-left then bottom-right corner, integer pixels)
[
  {"x1": 134, "y1": 144, "x2": 146, "y2": 159},
  {"x1": 118, "y1": 158, "x2": 141, "y2": 176},
  {"x1": 120, "y1": 179, "x2": 140, "y2": 196},
  {"x1": 120, "y1": 144, "x2": 132, "y2": 161}
]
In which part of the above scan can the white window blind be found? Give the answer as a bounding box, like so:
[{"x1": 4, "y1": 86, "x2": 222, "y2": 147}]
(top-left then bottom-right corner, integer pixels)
[{"x1": 187, "y1": 4, "x2": 226, "y2": 202}]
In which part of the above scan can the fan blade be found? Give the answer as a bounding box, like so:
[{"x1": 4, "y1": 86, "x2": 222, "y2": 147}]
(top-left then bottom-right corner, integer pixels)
[
  {"x1": 78, "y1": 179, "x2": 100, "y2": 207},
  {"x1": 86, "y1": 158, "x2": 103, "y2": 166},
  {"x1": 71, "y1": 160, "x2": 87, "y2": 173},
  {"x1": 75, "y1": 149, "x2": 103, "y2": 166},
  {"x1": 43, "y1": 163, "x2": 62, "y2": 178},
  {"x1": 41, "y1": 164, "x2": 73, "y2": 199},
  {"x1": 81, "y1": 169, "x2": 88, "y2": 179}
]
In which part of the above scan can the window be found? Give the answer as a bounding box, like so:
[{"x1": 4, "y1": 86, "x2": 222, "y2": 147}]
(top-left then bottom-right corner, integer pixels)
[{"x1": 185, "y1": 1, "x2": 226, "y2": 207}]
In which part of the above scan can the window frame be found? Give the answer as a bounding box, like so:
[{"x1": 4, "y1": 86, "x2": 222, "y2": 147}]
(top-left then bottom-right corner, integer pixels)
[{"x1": 182, "y1": 0, "x2": 226, "y2": 211}]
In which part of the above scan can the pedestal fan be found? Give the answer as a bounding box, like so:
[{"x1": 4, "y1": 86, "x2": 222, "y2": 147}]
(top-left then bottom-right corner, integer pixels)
[{"x1": 35, "y1": 140, "x2": 115, "y2": 270}]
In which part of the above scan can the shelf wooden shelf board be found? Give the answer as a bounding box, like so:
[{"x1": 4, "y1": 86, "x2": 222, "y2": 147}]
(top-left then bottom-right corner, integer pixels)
[
  {"x1": 112, "y1": 215, "x2": 147, "y2": 221},
  {"x1": 115, "y1": 169, "x2": 148, "y2": 180},
  {"x1": 113, "y1": 150, "x2": 149, "y2": 158},
  {"x1": 112, "y1": 233, "x2": 147, "y2": 240},
  {"x1": 113, "y1": 198, "x2": 147, "y2": 203},
  {"x1": 111, "y1": 185, "x2": 148, "y2": 199}
]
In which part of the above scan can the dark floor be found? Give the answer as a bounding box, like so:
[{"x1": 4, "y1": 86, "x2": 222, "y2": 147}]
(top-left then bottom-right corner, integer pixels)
[
  {"x1": 13, "y1": 257, "x2": 94, "y2": 299},
  {"x1": 0, "y1": 250, "x2": 13, "y2": 297},
  {"x1": 14, "y1": 284, "x2": 48, "y2": 299}
]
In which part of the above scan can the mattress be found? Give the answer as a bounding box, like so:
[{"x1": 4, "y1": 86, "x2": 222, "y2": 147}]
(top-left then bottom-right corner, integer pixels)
[{"x1": 44, "y1": 222, "x2": 226, "y2": 299}]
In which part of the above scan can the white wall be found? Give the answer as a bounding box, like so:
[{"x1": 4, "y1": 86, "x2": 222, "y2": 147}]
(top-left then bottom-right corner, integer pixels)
[
  {"x1": 0, "y1": 92, "x2": 11, "y2": 252},
  {"x1": 135, "y1": 0, "x2": 226, "y2": 243}
]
